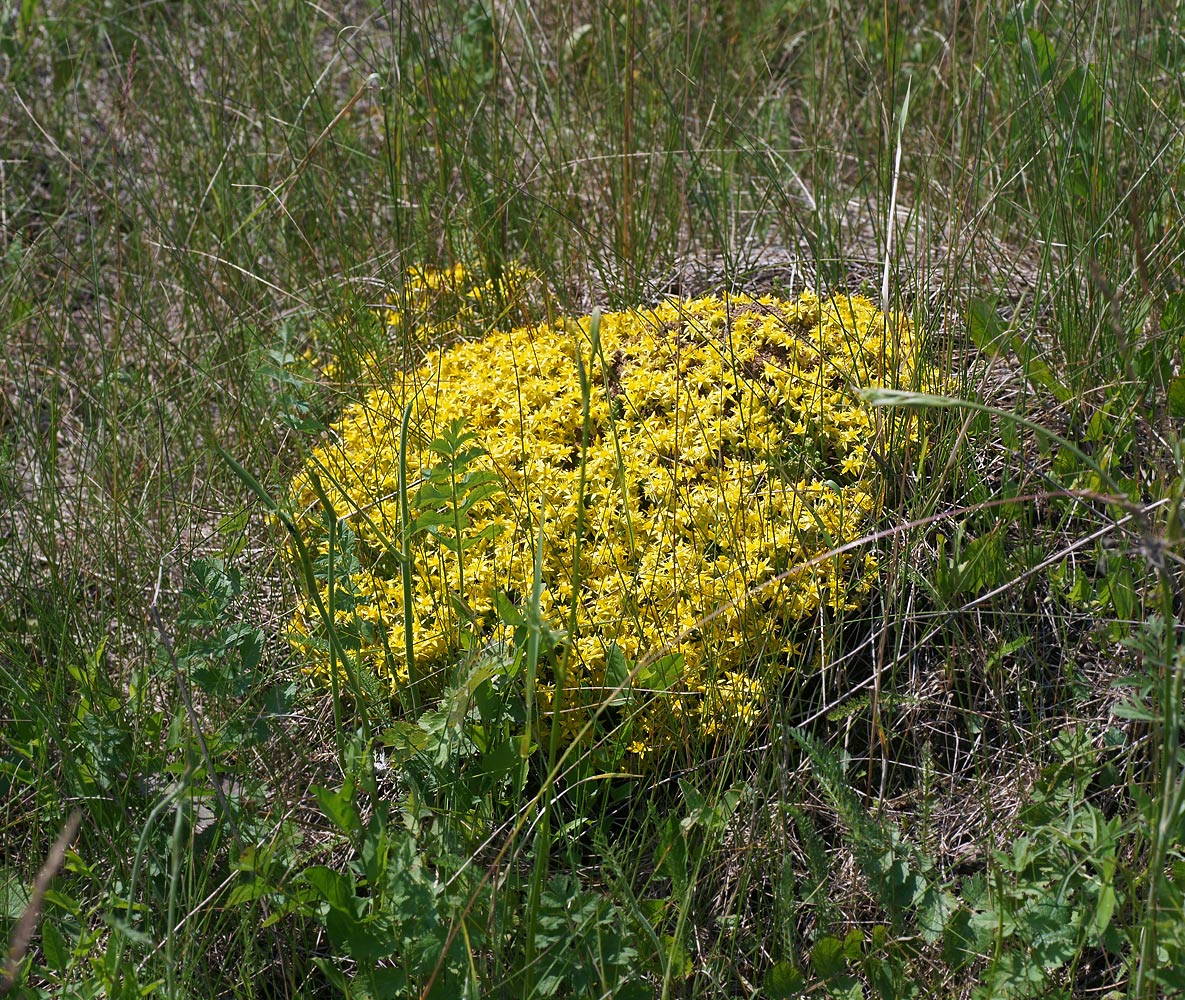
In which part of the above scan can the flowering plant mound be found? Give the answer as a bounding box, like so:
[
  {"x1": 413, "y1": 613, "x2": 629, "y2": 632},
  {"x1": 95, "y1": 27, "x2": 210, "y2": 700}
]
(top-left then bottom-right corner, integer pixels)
[{"x1": 288, "y1": 278, "x2": 921, "y2": 760}]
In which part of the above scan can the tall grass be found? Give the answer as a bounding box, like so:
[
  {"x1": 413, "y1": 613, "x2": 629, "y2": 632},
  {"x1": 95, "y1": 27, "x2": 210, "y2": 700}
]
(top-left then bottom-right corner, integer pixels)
[{"x1": 3, "y1": 1, "x2": 1185, "y2": 997}]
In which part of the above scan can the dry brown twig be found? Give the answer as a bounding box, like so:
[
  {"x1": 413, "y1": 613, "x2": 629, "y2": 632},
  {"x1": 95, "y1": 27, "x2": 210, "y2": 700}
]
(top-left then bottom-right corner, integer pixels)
[{"x1": 2, "y1": 809, "x2": 82, "y2": 993}]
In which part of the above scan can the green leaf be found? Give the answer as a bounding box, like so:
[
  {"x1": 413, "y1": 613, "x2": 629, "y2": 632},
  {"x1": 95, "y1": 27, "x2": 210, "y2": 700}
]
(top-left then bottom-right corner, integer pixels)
[
  {"x1": 954, "y1": 532, "x2": 1005, "y2": 595},
  {"x1": 966, "y1": 298, "x2": 1009, "y2": 355},
  {"x1": 917, "y1": 886, "x2": 957, "y2": 943},
  {"x1": 942, "y1": 907, "x2": 983, "y2": 971},
  {"x1": 41, "y1": 918, "x2": 69, "y2": 972},
  {"x1": 829, "y1": 979, "x2": 865, "y2": 1000},
  {"x1": 0, "y1": 868, "x2": 31, "y2": 920},
  {"x1": 325, "y1": 907, "x2": 396, "y2": 962},
  {"x1": 963, "y1": 298, "x2": 1073, "y2": 402},
  {"x1": 238, "y1": 627, "x2": 264, "y2": 673},
  {"x1": 217, "y1": 510, "x2": 250, "y2": 558},
  {"x1": 1168, "y1": 375, "x2": 1185, "y2": 419},
  {"x1": 494, "y1": 590, "x2": 525, "y2": 626},
  {"x1": 225, "y1": 877, "x2": 271, "y2": 907},
  {"x1": 661, "y1": 935, "x2": 693, "y2": 980},
  {"x1": 843, "y1": 927, "x2": 864, "y2": 961},
  {"x1": 1092, "y1": 883, "x2": 1117, "y2": 938},
  {"x1": 811, "y1": 935, "x2": 847, "y2": 981},
  {"x1": 638, "y1": 652, "x2": 684, "y2": 692},
  {"x1": 764, "y1": 961, "x2": 804, "y2": 999},
  {"x1": 1020, "y1": 355, "x2": 1074, "y2": 405},
  {"x1": 1024, "y1": 27, "x2": 1058, "y2": 83},
  {"x1": 102, "y1": 915, "x2": 155, "y2": 949},
  {"x1": 680, "y1": 781, "x2": 745, "y2": 837},
  {"x1": 1098, "y1": 565, "x2": 1135, "y2": 621},
  {"x1": 1163, "y1": 292, "x2": 1185, "y2": 334},
  {"x1": 42, "y1": 889, "x2": 80, "y2": 917},
  {"x1": 1110, "y1": 698, "x2": 1157, "y2": 722},
  {"x1": 313, "y1": 783, "x2": 362, "y2": 838},
  {"x1": 302, "y1": 866, "x2": 357, "y2": 914},
  {"x1": 351, "y1": 967, "x2": 412, "y2": 999},
  {"x1": 656, "y1": 819, "x2": 689, "y2": 899},
  {"x1": 1055, "y1": 65, "x2": 1102, "y2": 135},
  {"x1": 603, "y1": 644, "x2": 635, "y2": 705}
]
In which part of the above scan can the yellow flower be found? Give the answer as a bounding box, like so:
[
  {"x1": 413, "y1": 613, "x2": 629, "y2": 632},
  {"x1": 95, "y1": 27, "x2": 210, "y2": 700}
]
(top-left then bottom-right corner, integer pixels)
[{"x1": 286, "y1": 271, "x2": 923, "y2": 762}]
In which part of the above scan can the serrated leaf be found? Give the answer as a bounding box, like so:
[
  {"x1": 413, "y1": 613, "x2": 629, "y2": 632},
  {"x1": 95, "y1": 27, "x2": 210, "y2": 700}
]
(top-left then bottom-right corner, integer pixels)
[
  {"x1": 1111, "y1": 698, "x2": 1158, "y2": 723},
  {"x1": 325, "y1": 907, "x2": 396, "y2": 962},
  {"x1": 828, "y1": 978, "x2": 865, "y2": 1000},
  {"x1": 238, "y1": 627, "x2": 264, "y2": 672}
]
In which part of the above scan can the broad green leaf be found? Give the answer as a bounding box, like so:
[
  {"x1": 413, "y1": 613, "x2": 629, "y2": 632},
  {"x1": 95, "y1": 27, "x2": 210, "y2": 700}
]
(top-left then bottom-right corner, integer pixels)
[
  {"x1": 764, "y1": 961, "x2": 804, "y2": 998},
  {"x1": 1024, "y1": 27, "x2": 1058, "y2": 83},
  {"x1": 843, "y1": 927, "x2": 864, "y2": 960},
  {"x1": 962, "y1": 298, "x2": 1073, "y2": 403},
  {"x1": 225, "y1": 877, "x2": 271, "y2": 907},
  {"x1": 603, "y1": 644, "x2": 635, "y2": 705},
  {"x1": 661, "y1": 934, "x2": 693, "y2": 980},
  {"x1": 1098, "y1": 565, "x2": 1135, "y2": 621},
  {"x1": 917, "y1": 887, "x2": 957, "y2": 943},
  {"x1": 41, "y1": 918, "x2": 69, "y2": 972},
  {"x1": 313, "y1": 783, "x2": 362, "y2": 838},
  {"x1": 1165, "y1": 291, "x2": 1185, "y2": 328},
  {"x1": 639, "y1": 652, "x2": 684, "y2": 692},
  {"x1": 1093, "y1": 883, "x2": 1117, "y2": 938},
  {"x1": 1168, "y1": 375, "x2": 1185, "y2": 419},
  {"x1": 0, "y1": 868, "x2": 30, "y2": 920},
  {"x1": 325, "y1": 907, "x2": 396, "y2": 962},
  {"x1": 966, "y1": 298, "x2": 1008, "y2": 355},
  {"x1": 238, "y1": 627, "x2": 264, "y2": 672},
  {"x1": 656, "y1": 819, "x2": 689, "y2": 899},
  {"x1": 302, "y1": 866, "x2": 357, "y2": 914},
  {"x1": 811, "y1": 934, "x2": 847, "y2": 981},
  {"x1": 41, "y1": 889, "x2": 80, "y2": 916},
  {"x1": 1055, "y1": 65, "x2": 1102, "y2": 135},
  {"x1": 942, "y1": 907, "x2": 984, "y2": 971}
]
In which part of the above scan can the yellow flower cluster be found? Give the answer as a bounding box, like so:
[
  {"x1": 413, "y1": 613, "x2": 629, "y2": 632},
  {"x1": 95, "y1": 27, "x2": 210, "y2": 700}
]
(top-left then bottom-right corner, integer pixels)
[
  {"x1": 383, "y1": 262, "x2": 540, "y2": 343},
  {"x1": 288, "y1": 273, "x2": 921, "y2": 761}
]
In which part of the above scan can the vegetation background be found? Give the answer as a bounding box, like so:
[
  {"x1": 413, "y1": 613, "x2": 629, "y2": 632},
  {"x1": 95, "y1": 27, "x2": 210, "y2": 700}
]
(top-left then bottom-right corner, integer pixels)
[{"x1": 3, "y1": 0, "x2": 1185, "y2": 997}]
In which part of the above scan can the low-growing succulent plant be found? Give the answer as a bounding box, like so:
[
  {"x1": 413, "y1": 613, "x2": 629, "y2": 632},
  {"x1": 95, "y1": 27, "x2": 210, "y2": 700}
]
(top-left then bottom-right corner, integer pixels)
[{"x1": 288, "y1": 268, "x2": 923, "y2": 761}]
